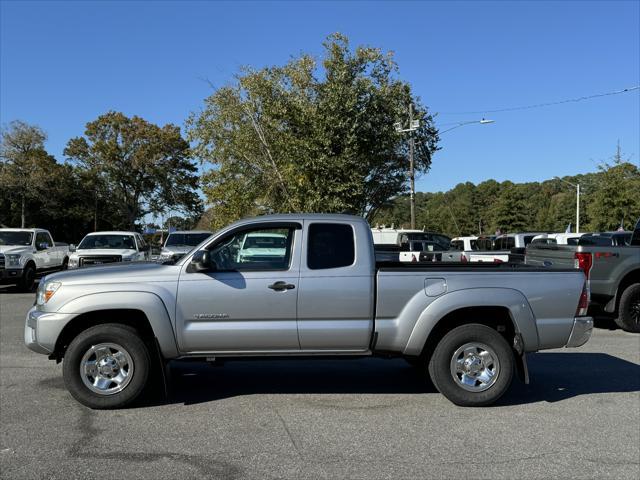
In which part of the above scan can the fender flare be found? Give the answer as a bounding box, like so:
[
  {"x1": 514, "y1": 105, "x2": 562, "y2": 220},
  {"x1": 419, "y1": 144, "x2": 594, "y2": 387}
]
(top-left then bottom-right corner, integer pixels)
[
  {"x1": 403, "y1": 287, "x2": 540, "y2": 355},
  {"x1": 58, "y1": 291, "x2": 179, "y2": 358}
]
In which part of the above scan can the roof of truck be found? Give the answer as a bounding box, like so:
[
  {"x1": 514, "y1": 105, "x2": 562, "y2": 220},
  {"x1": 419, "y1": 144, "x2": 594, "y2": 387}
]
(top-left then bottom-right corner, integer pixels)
[
  {"x1": 0, "y1": 228, "x2": 50, "y2": 233},
  {"x1": 83, "y1": 231, "x2": 138, "y2": 236}
]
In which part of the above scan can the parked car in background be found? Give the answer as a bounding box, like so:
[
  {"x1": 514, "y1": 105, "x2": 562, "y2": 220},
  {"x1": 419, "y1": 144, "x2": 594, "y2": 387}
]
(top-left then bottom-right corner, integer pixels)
[
  {"x1": 158, "y1": 230, "x2": 212, "y2": 262},
  {"x1": 26, "y1": 214, "x2": 592, "y2": 409},
  {"x1": 398, "y1": 240, "x2": 448, "y2": 262},
  {"x1": 0, "y1": 228, "x2": 70, "y2": 291},
  {"x1": 68, "y1": 231, "x2": 151, "y2": 269},
  {"x1": 466, "y1": 233, "x2": 545, "y2": 263},
  {"x1": 526, "y1": 219, "x2": 640, "y2": 332},
  {"x1": 236, "y1": 231, "x2": 288, "y2": 264},
  {"x1": 530, "y1": 233, "x2": 588, "y2": 246},
  {"x1": 372, "y1": 226, "x2": 451, "y2": 262},
  {"x1": 577, "y1": 231, "x2": 632, "y2": 247}
]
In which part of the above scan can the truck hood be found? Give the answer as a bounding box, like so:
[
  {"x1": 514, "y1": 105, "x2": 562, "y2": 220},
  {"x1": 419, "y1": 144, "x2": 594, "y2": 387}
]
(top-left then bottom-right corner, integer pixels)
[
  {"x1": 0, "y1": 245, "x2": 34, "y2": 255},
  {"x1": 71, "y1": 248, "x2": 137, "y2": 258},
  {"x1": 161, "y1": 246, "x2": 194, "y2": 256},
  {"x1": 44, "y1": 262, "x2": 180, "y2": 285}
]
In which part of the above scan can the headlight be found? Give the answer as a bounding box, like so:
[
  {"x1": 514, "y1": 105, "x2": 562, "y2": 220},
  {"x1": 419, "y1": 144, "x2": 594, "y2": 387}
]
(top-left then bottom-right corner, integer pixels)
[
  {"x1": 37, "y1": 281, "x2": 61, "y2": 305},
  {"x1": 6, "y1": 254, "x2": 22, "y2": 267},
  {"x1": 122, "y1": 256, "x2": 133, "y2": 262},
  {"x1": 68, "y1": 257, "x2": 79, "y2": 268}
]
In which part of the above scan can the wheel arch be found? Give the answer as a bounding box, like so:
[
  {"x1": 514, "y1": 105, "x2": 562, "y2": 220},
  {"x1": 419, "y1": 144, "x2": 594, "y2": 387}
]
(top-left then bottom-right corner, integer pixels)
[
  {"x1": 51, "y1": 291, "x2": 179, "y2": 360},
  {"x1": 404, "y1": 288, "x2": 539, "y2": 357},
  {"x1": 610, "y1": 269, "x2": 640, "y2": 314}
]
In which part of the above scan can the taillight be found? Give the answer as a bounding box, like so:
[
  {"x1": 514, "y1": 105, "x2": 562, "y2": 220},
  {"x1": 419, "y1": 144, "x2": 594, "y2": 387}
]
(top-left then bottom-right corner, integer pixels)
[
  {"x1": 576, "y1": 281, "x2": 590, "y2": 316},
  {"x1": 493, "y1": 258, "x2": 503, "y2": 263},
  {"x1": 574, "y1": 252, "x2": 593, "y2": 279},
  {"x1": 460, "y1": 253, "x2": 468, "y2": 263}
]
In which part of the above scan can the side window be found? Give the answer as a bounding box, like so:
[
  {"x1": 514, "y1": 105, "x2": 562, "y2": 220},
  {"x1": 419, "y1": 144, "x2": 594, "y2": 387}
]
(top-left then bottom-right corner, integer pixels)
[
  {"x1": 505, "y1": 237, "x2": 515, "y2": 249},
  {"x1": 209, "y1": 227, "x2": 294, "y2": 271},
  {"x1": 35, "y1": 232, "x2": 50, "y2": 250},
  {"x1": 307, "y1": 223, "x2": 355, "y2": 270},
  {"x1": 450, "y1": 240, "x2": 463, "y2": 251}
]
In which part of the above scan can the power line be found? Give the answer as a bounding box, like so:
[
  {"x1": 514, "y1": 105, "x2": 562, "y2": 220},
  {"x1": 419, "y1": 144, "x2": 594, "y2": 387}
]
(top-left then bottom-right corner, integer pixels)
[{"x1": 438, "y1": 85, "x2": 640, "y2": 115}]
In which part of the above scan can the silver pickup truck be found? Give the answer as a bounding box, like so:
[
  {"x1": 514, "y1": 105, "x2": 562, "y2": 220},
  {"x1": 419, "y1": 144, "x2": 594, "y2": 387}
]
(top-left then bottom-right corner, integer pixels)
[
  {"x1": 25, "y1": 214, "x2": 592, "y2": 409},
  {"x1": 526, "y1": 218, "x2": 640, "y2": 332}
]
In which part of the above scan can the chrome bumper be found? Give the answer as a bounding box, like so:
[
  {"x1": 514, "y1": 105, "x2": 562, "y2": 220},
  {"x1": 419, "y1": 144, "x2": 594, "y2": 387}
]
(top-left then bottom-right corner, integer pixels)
[{"x1": 565, "y1": 317, "x2": 593, "y2": 348}]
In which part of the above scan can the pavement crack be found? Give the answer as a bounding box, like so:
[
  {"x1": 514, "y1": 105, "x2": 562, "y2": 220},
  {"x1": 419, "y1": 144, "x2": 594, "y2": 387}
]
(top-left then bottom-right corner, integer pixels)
[
  {"x1": 66, "y1": 407, "x2": 242, "y2": 479},
  {"x1": 274, "y1": 407, "x2": 302, "y2": 458}
]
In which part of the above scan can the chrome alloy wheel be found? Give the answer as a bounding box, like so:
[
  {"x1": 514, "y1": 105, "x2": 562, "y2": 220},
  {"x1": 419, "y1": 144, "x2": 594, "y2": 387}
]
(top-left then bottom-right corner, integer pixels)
[
  {"x1": 80, "y1": 343, "x2": 134, "y2": 395},
  {"x1": 449, "y1": 342, "x2": 500, "y2": 392}
]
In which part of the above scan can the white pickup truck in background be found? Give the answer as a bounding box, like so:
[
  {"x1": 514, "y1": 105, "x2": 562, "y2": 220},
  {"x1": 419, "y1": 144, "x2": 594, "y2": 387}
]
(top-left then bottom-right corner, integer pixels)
[
  {"x1": 68, "y1": 231, "x2": 151, "y2": 269},
  {"x1": 0, "y1": 228, "x2": 70, "y2": 291}
]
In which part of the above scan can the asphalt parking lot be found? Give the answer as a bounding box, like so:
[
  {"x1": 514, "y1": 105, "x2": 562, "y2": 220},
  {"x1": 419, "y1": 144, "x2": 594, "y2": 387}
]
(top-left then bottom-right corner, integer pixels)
[{"x1": 1, "y1": 288, "x2": 639, "y2": 480}]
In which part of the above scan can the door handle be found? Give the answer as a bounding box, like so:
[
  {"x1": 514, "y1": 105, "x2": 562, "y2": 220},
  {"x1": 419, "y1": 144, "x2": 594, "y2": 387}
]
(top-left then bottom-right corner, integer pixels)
[{"x1": 268, "y1": 281, "x2": 295, "y2": 291}]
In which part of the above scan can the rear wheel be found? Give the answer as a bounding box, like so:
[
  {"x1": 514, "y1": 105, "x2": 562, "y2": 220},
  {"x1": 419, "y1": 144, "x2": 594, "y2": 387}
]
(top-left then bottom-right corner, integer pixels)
[
  {"x1": 428, "y1": 324, "x2": 514, "y2": 406},
  {"x1": 615, "y1": 283, "x2": 640, "y2": 333},
  {"x1": 63, "y1": 324, "x2": 151, "y2": 409}
]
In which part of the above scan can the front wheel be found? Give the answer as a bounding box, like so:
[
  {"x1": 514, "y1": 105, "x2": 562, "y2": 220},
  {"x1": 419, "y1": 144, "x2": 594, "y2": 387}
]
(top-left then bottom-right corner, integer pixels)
[
  {"x1": 615, "y1": 283, "x2": 640, "y2": 333},
  {"x1": 62, "y1": 324, "x2": 151, "y2": 409},
  {"x1": 428, "y1": 324, "x2": 514, "y2": 407},
  {"x1": 17, "y1": 264, "x2": 36, "y2": 292}
]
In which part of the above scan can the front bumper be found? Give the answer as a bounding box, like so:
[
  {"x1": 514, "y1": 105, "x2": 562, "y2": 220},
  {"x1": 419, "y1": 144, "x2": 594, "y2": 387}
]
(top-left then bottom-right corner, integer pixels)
[
  {"x1": 565, "y1": 317, "x2": 594, "y2": 348},
  {"x1": 0, "y1": 268, "x2": 24, "y2": 285},
  {"x1": 24, "y1": 307, "x2": 76, "y2": 355}
]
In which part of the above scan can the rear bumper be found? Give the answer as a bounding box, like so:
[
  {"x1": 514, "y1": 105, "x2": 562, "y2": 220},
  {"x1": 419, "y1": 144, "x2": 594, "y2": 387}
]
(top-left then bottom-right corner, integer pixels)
[
  {"x1": 565, "y1": 317, "x2": 593, "y2": 348},
  {"x1": 0, "y1": 268, "x2": 24, "y2": 284}
]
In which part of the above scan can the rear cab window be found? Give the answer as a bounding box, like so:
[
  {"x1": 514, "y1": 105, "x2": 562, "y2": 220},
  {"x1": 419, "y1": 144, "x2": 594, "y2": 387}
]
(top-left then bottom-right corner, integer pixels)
[{"x1": 307, "y1": 223, "x2": 355, "y2": 270}]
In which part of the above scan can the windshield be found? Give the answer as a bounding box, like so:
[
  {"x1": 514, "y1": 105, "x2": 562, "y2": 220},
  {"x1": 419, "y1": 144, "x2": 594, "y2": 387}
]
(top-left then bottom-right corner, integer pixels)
[
  {"x1": 0, "y1": 231, "x2": 33, "y2": 246},
  {"x1": 165, "y1": 233, "x2": 212, "y2": 247},
  {"x1": 78, "y1": 235, "x2": 136, "y2": 250}
]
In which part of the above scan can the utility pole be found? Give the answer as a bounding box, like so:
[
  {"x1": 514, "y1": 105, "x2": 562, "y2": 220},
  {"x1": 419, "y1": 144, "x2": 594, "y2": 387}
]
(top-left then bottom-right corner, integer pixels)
[
  {"x1": 395, "y1": 106, "x2": 420, "y2": 230},
  {"x1": 409, "y1": 104, "x2": 416, "y2": 230}
]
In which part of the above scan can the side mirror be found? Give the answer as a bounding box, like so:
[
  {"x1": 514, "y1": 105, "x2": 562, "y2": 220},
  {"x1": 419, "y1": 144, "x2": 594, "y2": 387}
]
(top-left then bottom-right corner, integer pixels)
[
  {"x1": 69, "y1": 244, "x2": 76, "y2": 252},
  {"x1": 190, "y1": 250, "x2": 216, "y2": 272}
]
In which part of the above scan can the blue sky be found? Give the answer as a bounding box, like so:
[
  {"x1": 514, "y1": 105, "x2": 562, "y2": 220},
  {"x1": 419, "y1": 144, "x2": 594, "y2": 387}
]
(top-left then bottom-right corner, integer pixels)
[{"x1": 1, "y1": 0, "x2": 639, "y2": 194}]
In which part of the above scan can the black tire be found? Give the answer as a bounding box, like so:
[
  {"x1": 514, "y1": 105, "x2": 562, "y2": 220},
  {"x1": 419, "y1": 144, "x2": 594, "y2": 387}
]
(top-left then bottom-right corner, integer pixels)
[
  {"x1": 17, "y1": 264, "x2": 36, "y2": 292},
  {"x1": 62, "y1": 324, "x2": 151, "y2": 409},
  {"x1": 428, "y1": 324, "x2": 514, "y2": 407},
  {"x1": 615, "y1": 283, "x2": 640, "y2": 333}
]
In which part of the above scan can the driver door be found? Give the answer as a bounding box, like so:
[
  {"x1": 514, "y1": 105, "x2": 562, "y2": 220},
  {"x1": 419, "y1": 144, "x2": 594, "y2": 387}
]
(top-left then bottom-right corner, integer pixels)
[
  {"x1": 33, "y1": 232, "x2": 51, "y2": 269},
  {"x1": 175, "y1": 222, "x2": 301, "y2": 353}
]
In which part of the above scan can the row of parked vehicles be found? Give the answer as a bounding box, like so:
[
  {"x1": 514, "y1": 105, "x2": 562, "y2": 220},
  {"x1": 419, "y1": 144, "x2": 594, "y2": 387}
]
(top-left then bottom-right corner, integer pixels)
[{"x1": 0, "y1": 228, "x2": 215, "y2": 291}]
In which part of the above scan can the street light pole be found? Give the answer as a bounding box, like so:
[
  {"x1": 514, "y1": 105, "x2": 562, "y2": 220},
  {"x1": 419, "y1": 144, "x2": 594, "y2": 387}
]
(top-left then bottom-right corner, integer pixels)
[
  {"x1": 409, "y1": 104, "x2": 416, "y2": 229},
  {"x1": 554, "y1": 176, "x2": 580, "y2": 233},
  {"x1": 576, "y1": 183, "x2": 580, "y2": 234}
]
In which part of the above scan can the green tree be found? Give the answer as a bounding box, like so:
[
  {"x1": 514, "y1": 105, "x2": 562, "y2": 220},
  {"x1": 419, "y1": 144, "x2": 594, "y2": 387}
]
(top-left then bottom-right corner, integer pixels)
[
  {"x1": 587, "y1": 149, "x2": 640, "y2": 231},
  {"x1": 187, "y1": 33, "x2": 439, "y2": 229},
  {"x1": 0, "y1": 121, "x2": 54, "y2": 227},
  {"x1": 64, "y1": 112, "x2": 202, "y2": 230}
]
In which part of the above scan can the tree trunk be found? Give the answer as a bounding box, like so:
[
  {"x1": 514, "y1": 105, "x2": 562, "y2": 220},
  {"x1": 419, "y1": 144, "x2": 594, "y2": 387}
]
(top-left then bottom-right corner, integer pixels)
[{"x1": 21, "y1": 194, "x2": 25, "y2": 228}]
